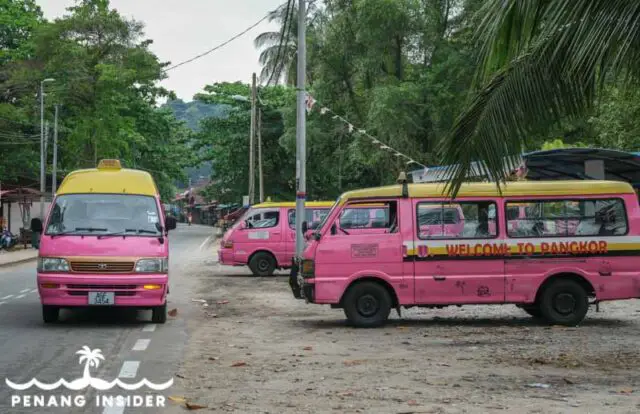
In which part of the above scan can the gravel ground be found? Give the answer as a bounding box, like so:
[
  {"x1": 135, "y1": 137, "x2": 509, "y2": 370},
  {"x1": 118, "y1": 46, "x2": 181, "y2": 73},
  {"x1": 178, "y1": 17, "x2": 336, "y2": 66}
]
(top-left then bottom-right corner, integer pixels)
[{"x1": 171, "y1": 247, "x2": 640, "y2": 413}]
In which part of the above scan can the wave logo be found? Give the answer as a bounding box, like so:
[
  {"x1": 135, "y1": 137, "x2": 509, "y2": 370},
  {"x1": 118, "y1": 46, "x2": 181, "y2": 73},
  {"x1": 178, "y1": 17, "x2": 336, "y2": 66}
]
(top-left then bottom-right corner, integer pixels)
[{"x1": 5, "y1": 346, "x2": 173, "y2": 391}]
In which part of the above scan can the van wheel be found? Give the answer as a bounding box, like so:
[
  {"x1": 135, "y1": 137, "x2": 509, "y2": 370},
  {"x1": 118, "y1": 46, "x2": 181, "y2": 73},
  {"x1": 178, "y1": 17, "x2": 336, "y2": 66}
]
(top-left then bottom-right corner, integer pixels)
[
  {"x1": 539, "y1": 280, "x2": 588, "y2": 326},
  {"x1": 343, "y1": 282, "x2": 391, "y2": 328},
  {"x1": 42, "y1": 305, "x2": 59, "y2": 324},
  {"x1": 249, "y1": 252, "x2": 276, "y2": 276},
  {"x1": 152, "y1": 303, "x2": 167, "y2": 324}
]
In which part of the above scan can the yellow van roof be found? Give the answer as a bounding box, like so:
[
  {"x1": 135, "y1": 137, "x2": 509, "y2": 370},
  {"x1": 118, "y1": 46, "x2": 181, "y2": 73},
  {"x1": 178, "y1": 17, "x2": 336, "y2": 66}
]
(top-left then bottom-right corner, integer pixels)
[
  {"x1": 252, "y1": 201, "x2": 334, "y2": 208},
  {"x1": 57, "y1": 160, "x2": 158, "y2": 196},
  {"x1": 339, "y1": 180, "x2": 634, "y2": 203}
]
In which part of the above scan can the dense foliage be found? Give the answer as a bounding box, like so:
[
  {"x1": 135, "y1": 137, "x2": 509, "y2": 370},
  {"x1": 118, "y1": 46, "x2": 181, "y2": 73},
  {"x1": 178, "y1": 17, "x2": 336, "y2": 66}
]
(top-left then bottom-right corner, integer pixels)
[{"x1": 0, "y1": 0, "x2": 191, "y2": 200}]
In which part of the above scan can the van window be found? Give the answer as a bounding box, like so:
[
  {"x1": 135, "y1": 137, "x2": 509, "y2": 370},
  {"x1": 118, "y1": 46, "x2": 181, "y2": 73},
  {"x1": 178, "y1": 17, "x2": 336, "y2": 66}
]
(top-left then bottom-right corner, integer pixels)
[
  {"x1": 416, "y1": 201, "x2": 497, "y2": 239},
  {"x1": 339, "y1": 207, "x2": 389, "y2": 229},
  {"x1": 246, "y1": 210, "x2": 280, "y2": 229},
  {"x1": 505, "y1": 199, "x2": 628, "y2": 238},
  {"x1": 288, "y1": 208, "x2": 330, "y2": 230},
  {"x1": 330, "y1": 202, "x2": 396, "y2": 234},
  {"x1": 45, "y1": 194, "x2": 161, "y2": 236}
]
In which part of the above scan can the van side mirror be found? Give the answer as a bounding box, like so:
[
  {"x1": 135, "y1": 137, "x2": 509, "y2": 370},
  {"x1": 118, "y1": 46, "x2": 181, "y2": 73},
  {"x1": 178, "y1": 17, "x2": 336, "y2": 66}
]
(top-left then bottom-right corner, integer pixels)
[
  {"x1": 31, "y1": 218, "x2": 43, "y2": 234},
  {"x1": 165, "y1": 216, "x2": 177, "y2": 231},
  {"x1": 301, "y1": 221, "x2": 308, "y2": 234},
  {"x1": 331, "y1": 223, "x2": 337, "y2": 235}
]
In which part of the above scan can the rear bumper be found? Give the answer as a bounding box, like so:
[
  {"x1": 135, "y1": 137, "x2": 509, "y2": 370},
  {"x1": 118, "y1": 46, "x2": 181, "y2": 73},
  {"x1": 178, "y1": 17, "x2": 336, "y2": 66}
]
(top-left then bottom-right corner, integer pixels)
[{"x1": 37, "y1": 273, "x2": 167, "y2": 307}]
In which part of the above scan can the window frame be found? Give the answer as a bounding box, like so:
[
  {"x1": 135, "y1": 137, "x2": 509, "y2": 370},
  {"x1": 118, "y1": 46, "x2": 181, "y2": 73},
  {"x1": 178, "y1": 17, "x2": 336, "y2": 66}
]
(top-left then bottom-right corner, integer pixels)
[
  {"x1": 504, "y1": 197, "x2": 630, "y2": 239},
  {"x1": 415, "y1": 200, "x2": 500, "y2": 241}
]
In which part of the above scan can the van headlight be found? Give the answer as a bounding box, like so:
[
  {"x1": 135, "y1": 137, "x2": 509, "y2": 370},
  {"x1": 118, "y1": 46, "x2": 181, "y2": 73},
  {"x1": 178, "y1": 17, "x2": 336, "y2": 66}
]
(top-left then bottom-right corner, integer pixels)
[
  {"x1": 38, "y1": 257, "x2": 70, "y2": 272},
  {"x1": 135, "y1": 258, "x2": 168, "y2": 273}
]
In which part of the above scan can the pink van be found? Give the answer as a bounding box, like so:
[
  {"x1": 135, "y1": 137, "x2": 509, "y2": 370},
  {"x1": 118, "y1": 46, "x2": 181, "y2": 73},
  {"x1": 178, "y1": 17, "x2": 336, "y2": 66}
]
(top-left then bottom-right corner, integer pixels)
[
  {"x1": 291, "y1": 179, "x2": 639, "y2": 327},
  {"x1": 34, "y1": 160, "x2": 176, "y2": 324},
  {"x1": 219, "y1": 201, "x2": 334, "y2": 276}
]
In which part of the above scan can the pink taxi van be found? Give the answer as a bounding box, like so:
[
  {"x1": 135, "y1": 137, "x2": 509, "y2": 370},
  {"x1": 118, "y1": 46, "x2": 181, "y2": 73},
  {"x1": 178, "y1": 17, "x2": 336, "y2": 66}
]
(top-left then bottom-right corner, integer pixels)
[
  {"x1": 219, "y1": 201, "x2": 334, "y2": 276},
  {"x1": 33, "y1": 159, "x2": 177, "y2": 324},
  {"x1": 291, "y1": 179, "x2": 639, "y2": 327}
]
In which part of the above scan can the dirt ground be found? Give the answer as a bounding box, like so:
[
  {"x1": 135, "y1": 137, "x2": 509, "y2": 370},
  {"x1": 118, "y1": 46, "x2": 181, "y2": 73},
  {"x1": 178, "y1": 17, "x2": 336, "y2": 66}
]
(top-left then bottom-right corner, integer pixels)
[{"x1": 172, "y1": 246, "x2": 640, "y2": 413}]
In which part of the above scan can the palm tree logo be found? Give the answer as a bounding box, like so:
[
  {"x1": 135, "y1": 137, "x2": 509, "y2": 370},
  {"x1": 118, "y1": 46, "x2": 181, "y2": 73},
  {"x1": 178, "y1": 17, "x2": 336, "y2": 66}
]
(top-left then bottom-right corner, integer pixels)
[{"x1": 76, "y1": 346, "x2": 105, "y2": 382}]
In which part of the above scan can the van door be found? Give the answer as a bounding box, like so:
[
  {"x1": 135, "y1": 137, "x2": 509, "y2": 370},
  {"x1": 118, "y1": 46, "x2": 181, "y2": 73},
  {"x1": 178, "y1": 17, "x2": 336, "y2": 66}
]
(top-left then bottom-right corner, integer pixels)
[
  {"x1": 314, "y1": 200, "x2": 413, "y2": 303},
  {"x1": 234, "y1": 208, "x2": 284, "y2": 265},
  {"x1": 413, "y1": 199, "x2": 506, "y2": 304}
]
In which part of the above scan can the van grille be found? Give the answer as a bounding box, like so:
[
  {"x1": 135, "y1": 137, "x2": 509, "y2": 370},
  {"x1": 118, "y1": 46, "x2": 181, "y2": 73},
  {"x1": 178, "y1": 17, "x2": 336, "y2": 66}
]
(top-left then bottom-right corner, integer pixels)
[{"x1": 69, "y1": 262, "x2": 135, "y2": 273}]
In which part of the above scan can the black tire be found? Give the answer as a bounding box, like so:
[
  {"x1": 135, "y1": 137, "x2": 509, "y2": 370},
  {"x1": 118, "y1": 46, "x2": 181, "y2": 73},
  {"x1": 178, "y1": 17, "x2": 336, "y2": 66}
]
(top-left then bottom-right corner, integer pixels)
[
  {"x1": 42, "y1": 305, "x2": 59, "y2": 324},
  {"x1": 152, "y1": 302, "x2": 167, "y2": 324},
  {"x1": 520, "y1": 305, "x2": 543, "y2": 318},
  {"x1": 342, "y1": 281, "x2": 392, "y2": 328},
  {"x1": 249, "y1": 252, "x2": 276, "y2": 276},
  {"x1": 539, "y1": 279, "x2": 589, "y2": 326}
]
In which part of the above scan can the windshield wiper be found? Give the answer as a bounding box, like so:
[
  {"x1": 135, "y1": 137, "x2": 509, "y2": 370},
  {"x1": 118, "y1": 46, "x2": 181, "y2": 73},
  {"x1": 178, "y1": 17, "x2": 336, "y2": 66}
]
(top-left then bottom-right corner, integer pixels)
[
  {"x1": 50, "y1": 227, "x2": 107, "y2": 238},
  {"x1": 97, "y1": 228, "x2": 159, "y2": 239}
]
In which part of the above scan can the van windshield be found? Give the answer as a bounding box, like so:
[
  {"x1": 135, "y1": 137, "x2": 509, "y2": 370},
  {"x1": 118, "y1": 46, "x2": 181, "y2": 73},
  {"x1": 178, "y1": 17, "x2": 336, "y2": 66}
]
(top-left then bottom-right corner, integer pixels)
[
  {"x1": 45, "y1": 194, "x2": 161, "y2": 236},
  {"x1": 315, "y1": 199, "x2": 340, "y2": 233}
]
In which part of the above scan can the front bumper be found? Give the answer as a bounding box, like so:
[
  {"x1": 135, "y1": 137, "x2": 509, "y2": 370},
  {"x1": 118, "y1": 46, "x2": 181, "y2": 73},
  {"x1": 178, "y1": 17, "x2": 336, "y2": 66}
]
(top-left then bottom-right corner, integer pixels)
[
  {"x1": 288, "y1": 262, "x2": 314, "y2": 302},
  {"x1": 37, "y1": 273, "x2": 168, "y2": 307},
  {"x1": 218, "y1": 248, "x2": 241, "y2": 266}
]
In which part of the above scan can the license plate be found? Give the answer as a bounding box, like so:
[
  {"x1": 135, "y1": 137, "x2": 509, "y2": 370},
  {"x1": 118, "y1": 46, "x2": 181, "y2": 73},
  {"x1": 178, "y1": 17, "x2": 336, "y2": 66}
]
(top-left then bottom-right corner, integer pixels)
[{"x1": 88, "y1": 292, "x2": 115, "y2": 305}]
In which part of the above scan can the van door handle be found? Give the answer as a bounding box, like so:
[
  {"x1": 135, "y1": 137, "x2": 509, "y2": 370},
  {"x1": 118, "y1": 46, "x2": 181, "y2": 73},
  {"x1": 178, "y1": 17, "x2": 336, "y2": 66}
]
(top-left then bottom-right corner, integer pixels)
[
  {"x1": 433, "y1": 276, "x2": 446, "y2": 281},
  {"x1": 599, "y1": 270, "x2": 611, "y2": 276}
]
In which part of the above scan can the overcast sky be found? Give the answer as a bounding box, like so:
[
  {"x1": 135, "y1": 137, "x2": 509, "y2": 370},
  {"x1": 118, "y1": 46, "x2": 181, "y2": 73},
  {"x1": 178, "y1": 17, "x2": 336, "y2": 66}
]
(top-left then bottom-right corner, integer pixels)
[{"x1": 37, "y1": 0, "x2": 284, "y2": 101}]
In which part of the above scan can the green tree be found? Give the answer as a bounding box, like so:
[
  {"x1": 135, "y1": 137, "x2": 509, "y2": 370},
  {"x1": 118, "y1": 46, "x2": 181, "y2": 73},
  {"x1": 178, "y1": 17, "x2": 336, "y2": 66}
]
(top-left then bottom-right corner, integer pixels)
[
  {"x1": 193, "y1": 82, "x2": 295, "y2": 203},
  {"x1": 439, "y1": 0, "x2": 640, "y2": 193}
]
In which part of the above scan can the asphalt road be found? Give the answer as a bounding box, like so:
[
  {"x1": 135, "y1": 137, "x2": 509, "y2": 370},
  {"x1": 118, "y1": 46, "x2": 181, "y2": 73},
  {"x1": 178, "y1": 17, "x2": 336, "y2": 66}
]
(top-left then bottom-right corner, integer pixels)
[{"x1": 0, "y1": 224, "x2": 214, "y2": 414}]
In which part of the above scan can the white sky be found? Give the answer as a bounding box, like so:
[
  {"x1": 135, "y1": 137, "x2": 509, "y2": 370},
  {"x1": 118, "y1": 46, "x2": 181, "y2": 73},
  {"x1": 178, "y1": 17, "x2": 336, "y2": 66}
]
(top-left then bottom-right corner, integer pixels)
[{"x1": 37, "y1": 0, "x2": 284, "y2": 101}]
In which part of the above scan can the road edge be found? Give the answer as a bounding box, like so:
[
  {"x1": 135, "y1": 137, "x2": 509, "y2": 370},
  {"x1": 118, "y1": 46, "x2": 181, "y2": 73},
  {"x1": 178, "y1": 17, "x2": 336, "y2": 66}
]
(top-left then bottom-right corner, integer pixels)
[{"x1": 0, "y1": 255, "x2": 37, "y2": 269}]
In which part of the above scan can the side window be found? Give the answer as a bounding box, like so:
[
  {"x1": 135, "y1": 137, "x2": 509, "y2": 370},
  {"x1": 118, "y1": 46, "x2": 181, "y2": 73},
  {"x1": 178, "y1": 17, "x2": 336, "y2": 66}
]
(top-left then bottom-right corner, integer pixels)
[
  {"x1": 331, "y1": 202, "x2": 397, "y2": 235},
  {"x1": 416, "y1": 201, "x2": 497, "y2": 239},
  {"x1": 247, "y1": 210, "x2": 280, "y2": 229},
  {"x1": 288, "y1": 208, "x2": 329, "y2": 230},
  {"x1": 505, "y1": 199, "x2": 628, "y2": 238}
]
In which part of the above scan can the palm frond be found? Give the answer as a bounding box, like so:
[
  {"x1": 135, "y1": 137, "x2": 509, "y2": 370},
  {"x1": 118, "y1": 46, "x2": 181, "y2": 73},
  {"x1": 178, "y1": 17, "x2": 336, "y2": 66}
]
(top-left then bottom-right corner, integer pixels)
[
  {"x1": 254, "y1": 31, "x2": 283, "y2": 50},
  {"x1": 439, "y1": 38, "x2": 596, "y2": 196}
]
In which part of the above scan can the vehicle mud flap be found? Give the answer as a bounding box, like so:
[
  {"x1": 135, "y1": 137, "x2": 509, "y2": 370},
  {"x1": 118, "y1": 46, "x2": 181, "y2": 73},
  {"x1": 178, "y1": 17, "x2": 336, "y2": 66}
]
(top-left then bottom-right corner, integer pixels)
[{"x1": 289, "y1": 260, "x2": 302, "y2": 299}]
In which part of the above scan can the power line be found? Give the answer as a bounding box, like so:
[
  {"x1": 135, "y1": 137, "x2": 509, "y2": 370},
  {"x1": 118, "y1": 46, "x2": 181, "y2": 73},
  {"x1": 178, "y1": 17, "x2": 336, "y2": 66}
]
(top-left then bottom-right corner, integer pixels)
[{"x1": 163, "y1": 3, "x2": 286, "y2": 73}]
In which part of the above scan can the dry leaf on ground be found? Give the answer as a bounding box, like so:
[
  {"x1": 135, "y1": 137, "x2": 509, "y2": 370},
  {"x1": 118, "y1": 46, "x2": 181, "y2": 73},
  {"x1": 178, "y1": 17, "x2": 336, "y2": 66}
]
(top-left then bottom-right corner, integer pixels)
[
  {"x1": 167, "y1": 396, "x2": 186, "y2": 404},
  {"x1": 185, "y1": 402, "x2": 207, "y2": 410},
  {"x1": 231, "y1": 361, "x2": 247, "y2": 367},
  {"x1": 168, "y1": 308, "x2": 178, "y2": 317},
  {"x1": 217, "y1": 300, "x2": 230, "y2": 305}
]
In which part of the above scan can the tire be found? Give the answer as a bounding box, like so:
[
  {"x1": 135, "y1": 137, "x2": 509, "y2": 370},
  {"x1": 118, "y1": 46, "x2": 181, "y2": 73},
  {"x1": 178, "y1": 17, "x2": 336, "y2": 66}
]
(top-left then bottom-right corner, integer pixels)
[
  {"x1": 249, "y1": 252, "x2": 276, "y2": 277},
  {"x1": 342, "y1": 281, "x2": 392, "y2": 328},
  {"x1": 520, "y1": 305, "x2": 543, "y2": 318},
  {"x1": 152, "y1": 302, "x2": 167, "y2": 324},
  {"x1": 539, "y1": 279, "x2": 589, "y2": 326},
  {"x1": 42, "y1": 305, "x2": 59, "y2": 324}
]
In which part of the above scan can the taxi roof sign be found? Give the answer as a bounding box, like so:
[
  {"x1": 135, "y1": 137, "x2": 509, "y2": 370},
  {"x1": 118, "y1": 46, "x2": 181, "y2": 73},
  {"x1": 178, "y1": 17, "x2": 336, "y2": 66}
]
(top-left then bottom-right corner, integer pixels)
[{"x1": 97, "y1": 159, "x2": 122, "y2": 170}]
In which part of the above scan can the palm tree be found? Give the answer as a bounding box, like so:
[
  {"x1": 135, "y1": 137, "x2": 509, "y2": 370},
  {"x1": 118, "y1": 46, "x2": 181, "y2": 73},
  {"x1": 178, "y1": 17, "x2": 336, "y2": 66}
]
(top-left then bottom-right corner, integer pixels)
[
  {"x1": 76, "y1": 346, "x2": 105, "y2": 380},
  {"x1": 254, "y1": 1, "x2": 298, "y2": 86},
  {"x1": 438, "y1": 0, "x2": 639, "y2": 194}
]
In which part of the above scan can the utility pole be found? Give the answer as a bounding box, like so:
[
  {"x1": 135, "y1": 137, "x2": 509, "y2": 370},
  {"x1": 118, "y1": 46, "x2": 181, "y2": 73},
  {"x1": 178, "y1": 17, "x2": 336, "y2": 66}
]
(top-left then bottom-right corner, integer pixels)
[
  {"x1": 258, "y1": 107, "x2": 264, "y2": 203},
  {"x1": 52, "y1": 105, "x2": 59, "y2": 195},
  {"x1": 249, "y1": 73, "x2": 257, "y2": 205},
  {"x1": 294, "y1": 0, "x2": 307, "y2": 258},
  {"x1": 44, "y1": 121, "x2": 49, "y2": 160}
]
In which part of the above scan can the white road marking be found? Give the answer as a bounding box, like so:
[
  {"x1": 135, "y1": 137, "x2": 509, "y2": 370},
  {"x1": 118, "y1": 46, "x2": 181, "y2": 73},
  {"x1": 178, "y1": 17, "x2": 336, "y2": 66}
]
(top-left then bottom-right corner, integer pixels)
[
  {"x1": 1, "y1": 295, "x2": 13, "y2": 300},
  {"x1": 0, "y1": 301, "x2": 5, "y2": 306},
  {"x1": 30, "y1": 289, "x2": 38, "y2": 293},
  {"x1": 118, "y1": 360, "x2": 140, "y2": 378},
  {"x1": 142, "y1": 324, "x2": 157, "y2": 332},
  {"x1": 20, "y1": 289, "x2": 30, "y2": 293},
  {"x1": 15, "y1": 294, "x2": 26, "y2": 299},
  {"x1": 199, "y1": 235, "x2": 212, "y2": 251},
  {"x1": 132, "y1": 339, "x2": 150, "y2": 351}
]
